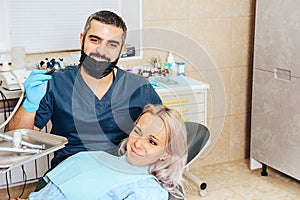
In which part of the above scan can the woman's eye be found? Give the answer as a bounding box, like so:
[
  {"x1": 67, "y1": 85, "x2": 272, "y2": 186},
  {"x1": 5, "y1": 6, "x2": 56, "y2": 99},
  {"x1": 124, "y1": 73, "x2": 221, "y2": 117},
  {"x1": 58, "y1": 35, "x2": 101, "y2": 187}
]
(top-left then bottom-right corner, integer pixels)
[{"x1": 149, "y1": 139, "x2": 157, "y2": 146}]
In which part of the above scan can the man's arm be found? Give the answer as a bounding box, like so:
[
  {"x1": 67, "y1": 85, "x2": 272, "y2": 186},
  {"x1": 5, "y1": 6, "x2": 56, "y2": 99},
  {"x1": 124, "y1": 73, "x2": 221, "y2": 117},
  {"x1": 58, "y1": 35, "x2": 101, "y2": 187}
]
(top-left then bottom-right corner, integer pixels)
[
  {"x1": 5, "y1": 70, "x2": 51, "y2": 131},
  {"x1": 6, "y1": 105, "x2": 40, "y2": 131}
]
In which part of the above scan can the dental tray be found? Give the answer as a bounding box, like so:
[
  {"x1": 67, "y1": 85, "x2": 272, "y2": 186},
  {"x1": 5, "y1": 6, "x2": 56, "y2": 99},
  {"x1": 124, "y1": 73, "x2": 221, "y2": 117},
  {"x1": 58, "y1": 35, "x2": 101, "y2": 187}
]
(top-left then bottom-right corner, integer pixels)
[{"x1": 0, "y1": 129, "x2": 67, "y2": 172}]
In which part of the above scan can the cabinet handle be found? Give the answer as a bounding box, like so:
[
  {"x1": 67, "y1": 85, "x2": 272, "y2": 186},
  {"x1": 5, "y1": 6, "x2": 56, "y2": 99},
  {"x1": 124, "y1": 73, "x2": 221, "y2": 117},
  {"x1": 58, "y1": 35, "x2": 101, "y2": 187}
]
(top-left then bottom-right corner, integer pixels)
[
  {"x1": 163, "y1": 99, "x2": 189, "y2": 105},
  {"x1": 274, "y1": 68, "x2": 291, "y2": 81},
  {"x1": 177, "y1": 109, "x2": 189, "y2": 113}
]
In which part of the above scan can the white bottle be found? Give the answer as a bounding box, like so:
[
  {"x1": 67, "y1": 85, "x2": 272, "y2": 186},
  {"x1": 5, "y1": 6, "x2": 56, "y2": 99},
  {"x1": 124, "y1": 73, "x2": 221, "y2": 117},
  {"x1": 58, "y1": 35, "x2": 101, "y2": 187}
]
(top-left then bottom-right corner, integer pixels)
[{"x1": 167, "y1": 51, "x2": 177, "y2": 76}]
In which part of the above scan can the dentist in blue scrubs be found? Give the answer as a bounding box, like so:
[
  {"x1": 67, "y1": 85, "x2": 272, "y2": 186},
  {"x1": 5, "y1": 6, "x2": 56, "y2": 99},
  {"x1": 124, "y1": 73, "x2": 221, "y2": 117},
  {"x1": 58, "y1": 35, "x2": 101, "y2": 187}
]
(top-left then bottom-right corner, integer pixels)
[{"x1": 6, "y1": 10, "x2": 161, "y2": 173}]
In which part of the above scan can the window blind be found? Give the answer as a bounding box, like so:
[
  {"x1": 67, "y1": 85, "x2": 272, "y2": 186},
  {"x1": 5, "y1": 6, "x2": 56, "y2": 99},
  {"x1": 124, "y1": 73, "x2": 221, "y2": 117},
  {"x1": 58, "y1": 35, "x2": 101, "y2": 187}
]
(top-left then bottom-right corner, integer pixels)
[{"x1": 6, "y1": 0, "x2": 120, "y2": 53}]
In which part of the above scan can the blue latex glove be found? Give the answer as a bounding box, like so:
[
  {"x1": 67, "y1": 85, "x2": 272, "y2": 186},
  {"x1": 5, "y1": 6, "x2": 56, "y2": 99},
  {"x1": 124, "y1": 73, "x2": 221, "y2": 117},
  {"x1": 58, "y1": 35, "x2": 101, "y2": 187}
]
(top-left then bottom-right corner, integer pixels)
[{"x1": 23, "y1": 70, "x2": 52, "y2": 112}]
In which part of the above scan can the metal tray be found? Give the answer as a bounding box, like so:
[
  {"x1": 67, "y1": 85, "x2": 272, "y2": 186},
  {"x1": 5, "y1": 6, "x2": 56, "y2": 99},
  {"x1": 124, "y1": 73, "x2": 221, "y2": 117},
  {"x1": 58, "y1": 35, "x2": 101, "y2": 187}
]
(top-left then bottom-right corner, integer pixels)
[{"x1": 0, "y1": 129, "x2": 67, "y2": 172}]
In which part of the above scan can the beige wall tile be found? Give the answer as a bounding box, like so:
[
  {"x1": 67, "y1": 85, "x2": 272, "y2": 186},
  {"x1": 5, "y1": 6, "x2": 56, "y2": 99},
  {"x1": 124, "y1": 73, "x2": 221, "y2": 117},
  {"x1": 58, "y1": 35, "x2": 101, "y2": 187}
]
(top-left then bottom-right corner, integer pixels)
[
  {"x1": 205, "y1": 68, "x2": 231, "y2": 119},
  {"x1": 232, "y1": 0, "x2": 256, "y2": 17},
  {"x1": 188, "y1": 18, "x2": 232, "y2": 69},
  {"x1": 229, "y1": 113, "x2": 251, "y2": 161},
  {"x1": 199, "y1": 69, "x2": 226, "y2": 120},
  {"x1": 184, "y1": 63, "x2": 207, "y2": 83},
  {"x1": 189, "y1": 0, "x2": 233, "y2": 19},
  {"x1": 229, "y1": 66, "x2": 252, "y2": 115},
  {"x1": 190, "y1": 116, "x2": 230, "y2": 168},
  {"x1": 142, "y1": 29, "x2": 190, "y2": 64},
  {"x1": 143, "y1": 0, "x2": 189, "y2": 21},
  {"x1": 219, "y1": 68, "x2": 231, "y2": 116},
  {"x1": 232, "y1": 16, "x2": 255, "y2": 44},
  {"x1": 189, "y1": 18, "x2": 232, "y2": 46},
  {"x1": 142, "y1": 20, "x2": 190, "y2": 60},
  {"x1": 231, "y1": 42, "x2": 254, "y2": 67},
  {"x1": 141, "y1": 49, "x2": 167, "y2": 66},
  {"x1": 143, "y1": 20, "x2": 189, "y2": 35},
  {"x1": 203, "y1": 42, "x2": 232, "y2": 68}
]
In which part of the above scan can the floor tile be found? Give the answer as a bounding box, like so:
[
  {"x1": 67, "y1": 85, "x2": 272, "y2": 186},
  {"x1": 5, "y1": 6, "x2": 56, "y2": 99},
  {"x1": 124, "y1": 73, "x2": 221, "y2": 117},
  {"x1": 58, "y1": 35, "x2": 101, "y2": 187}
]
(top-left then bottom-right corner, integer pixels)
[{"x1": 185, "y1": 159, "x2": 300, "y2": 200}]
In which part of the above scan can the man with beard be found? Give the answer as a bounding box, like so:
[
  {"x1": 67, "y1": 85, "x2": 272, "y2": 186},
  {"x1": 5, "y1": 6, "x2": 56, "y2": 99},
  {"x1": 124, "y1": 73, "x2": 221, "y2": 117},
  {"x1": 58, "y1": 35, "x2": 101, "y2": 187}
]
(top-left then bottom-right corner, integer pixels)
[{"x1": 6, "y1": 10, "x2": 161, "y2": 169}]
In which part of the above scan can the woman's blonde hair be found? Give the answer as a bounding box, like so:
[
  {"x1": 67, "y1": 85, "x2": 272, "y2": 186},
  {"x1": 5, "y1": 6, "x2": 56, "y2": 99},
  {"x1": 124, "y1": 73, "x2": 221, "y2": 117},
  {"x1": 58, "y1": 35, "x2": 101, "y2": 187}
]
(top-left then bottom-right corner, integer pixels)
[{"x1": 119, "y1": 104, "x2": 188, "y2": 199}]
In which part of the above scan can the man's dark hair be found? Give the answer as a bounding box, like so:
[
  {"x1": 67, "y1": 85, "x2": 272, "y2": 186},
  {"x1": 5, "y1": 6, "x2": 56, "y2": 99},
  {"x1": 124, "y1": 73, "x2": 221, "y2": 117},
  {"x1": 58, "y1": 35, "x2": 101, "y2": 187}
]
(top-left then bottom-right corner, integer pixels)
[{"x1": 83, "y1": 10, "x2": 127, "y2": 42}]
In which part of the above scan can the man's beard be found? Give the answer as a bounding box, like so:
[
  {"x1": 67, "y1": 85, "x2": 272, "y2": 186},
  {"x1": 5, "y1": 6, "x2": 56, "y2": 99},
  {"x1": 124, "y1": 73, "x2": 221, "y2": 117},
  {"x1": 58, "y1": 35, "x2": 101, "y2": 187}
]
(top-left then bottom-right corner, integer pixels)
[{"x1": 79, "y1": 50, "x2": 118, "y2": 79}]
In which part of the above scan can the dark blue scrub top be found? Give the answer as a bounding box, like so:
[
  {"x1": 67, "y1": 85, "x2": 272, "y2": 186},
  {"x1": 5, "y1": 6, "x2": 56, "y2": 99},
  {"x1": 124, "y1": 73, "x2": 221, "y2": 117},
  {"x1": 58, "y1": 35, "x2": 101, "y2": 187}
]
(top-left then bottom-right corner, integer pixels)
[{"x1": 34, "y1": 66, "x2": 162, "y2": 168}]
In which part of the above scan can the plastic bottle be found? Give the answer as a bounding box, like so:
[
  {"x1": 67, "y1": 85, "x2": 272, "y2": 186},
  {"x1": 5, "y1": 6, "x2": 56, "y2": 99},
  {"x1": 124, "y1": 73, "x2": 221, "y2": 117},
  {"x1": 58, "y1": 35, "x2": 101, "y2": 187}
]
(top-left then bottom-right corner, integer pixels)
[
  {"x1": 176, "y1": 62, "x2": 186, "y2": 76},
  {"x1": 167, "y1": 51, "x2": 176, "y2": 76}
]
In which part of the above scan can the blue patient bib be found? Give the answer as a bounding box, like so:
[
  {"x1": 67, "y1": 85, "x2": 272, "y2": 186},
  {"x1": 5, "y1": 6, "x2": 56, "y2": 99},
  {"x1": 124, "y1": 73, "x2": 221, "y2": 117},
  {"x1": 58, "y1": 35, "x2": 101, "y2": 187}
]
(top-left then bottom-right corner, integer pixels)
[{"x1": 45, "y1": 152, "x2": 154, "y2": 199}]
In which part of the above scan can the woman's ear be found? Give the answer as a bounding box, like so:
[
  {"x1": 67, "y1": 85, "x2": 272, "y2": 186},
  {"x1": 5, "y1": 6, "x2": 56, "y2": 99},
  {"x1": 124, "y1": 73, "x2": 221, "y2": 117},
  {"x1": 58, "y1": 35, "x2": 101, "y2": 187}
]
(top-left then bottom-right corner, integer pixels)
[{"x1": 159, "y1": 152, "x2": 170, "y2": 161}]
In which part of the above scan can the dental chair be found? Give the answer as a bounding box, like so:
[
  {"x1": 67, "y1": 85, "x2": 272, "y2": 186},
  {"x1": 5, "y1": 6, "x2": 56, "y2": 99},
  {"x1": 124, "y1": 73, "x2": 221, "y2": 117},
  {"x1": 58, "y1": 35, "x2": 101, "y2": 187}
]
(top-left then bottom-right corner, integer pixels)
[{"x1": 169, "y1": 122, "x2": 210, "y2": 200}]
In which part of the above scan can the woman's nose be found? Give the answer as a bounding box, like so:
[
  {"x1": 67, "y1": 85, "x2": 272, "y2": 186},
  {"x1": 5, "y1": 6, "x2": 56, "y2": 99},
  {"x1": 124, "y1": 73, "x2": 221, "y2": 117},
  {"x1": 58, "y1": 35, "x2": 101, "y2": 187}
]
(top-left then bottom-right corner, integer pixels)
[{"x1": 134, "y1": 138, "x2": 145, "y2": 150}]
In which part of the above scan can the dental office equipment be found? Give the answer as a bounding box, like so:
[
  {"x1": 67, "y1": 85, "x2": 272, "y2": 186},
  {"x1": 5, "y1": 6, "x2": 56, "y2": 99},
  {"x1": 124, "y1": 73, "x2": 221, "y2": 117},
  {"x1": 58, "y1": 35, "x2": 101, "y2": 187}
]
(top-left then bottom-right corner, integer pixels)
[
  {"x1": 45, "y1": 68, "x2": 56, "y2": 75},
  {"x1": 0, "y1": 130, "x2": 45, "y2": 154},
  {"x1": 0, "y1": 72, "x2": 41, "y2": 166},
  {"x1": 0, "y1": 130, "x2": 45, "y2": 149},
  {"x1": 0, "y1": 129, "x2": 67, "y2": 171},
  {"x1": 0, "y1": 70, "x2": 67, "y2": 171},
  {"x1": 39, "y1": 58, "x2": 64, "y2": 71},
  {"x1": 0, "y1": 70, "x2": 67, "y2": 200}
]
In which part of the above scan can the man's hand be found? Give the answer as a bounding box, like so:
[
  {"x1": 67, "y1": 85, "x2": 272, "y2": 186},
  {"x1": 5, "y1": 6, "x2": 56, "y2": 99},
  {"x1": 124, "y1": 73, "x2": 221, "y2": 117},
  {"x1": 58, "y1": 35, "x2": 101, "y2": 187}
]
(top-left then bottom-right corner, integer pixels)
[{"x1": 23, "y1": 70, "x2": 52, "y2": 112}]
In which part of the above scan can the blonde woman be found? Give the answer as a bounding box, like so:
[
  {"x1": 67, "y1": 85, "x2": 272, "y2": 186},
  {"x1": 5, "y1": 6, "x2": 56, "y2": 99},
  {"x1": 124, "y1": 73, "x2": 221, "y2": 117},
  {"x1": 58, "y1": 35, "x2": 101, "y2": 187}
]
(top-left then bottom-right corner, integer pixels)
[{"x1": 11, "y1": 104, "x2": 187, "y2": 200}]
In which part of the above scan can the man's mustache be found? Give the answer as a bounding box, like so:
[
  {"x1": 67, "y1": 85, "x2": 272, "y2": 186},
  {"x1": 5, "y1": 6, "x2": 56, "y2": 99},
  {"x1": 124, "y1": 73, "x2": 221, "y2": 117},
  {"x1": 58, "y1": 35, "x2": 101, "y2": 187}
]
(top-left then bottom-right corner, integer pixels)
[{"x1": 89, "y1": 52, "x2": 111, "y2": 62}]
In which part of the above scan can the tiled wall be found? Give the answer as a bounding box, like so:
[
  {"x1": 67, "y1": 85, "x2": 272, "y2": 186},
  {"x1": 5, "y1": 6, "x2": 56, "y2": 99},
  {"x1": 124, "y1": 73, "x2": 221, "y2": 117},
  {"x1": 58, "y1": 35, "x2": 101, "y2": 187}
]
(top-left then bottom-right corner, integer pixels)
[
  {"x1": 25, "y1": 0, "x2": 256, "y2": 167},
  {"x1": 140, "y1": 0, "x2": 256, "y2": 168}
]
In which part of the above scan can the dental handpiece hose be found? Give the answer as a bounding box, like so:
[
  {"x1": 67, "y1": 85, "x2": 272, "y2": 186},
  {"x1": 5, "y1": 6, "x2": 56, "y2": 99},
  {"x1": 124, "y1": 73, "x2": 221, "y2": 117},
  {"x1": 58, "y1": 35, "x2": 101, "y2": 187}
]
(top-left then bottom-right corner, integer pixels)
[{"x1": 0, "y1": 70, "x2": 51, "y2": 149}]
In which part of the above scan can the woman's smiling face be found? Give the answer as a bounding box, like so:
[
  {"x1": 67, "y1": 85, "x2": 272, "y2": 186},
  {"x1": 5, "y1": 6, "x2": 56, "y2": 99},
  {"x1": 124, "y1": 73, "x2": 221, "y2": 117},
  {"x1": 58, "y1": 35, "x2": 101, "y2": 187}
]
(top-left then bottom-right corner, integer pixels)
[{"x1": 126, "y1": 113, "x2": 170, "y2": 166}]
